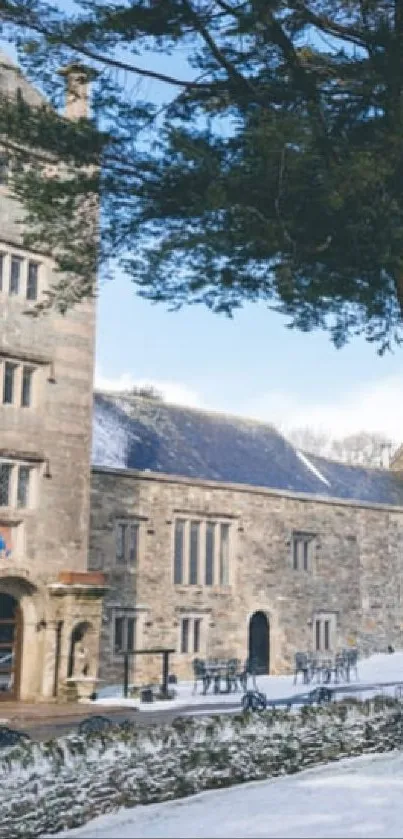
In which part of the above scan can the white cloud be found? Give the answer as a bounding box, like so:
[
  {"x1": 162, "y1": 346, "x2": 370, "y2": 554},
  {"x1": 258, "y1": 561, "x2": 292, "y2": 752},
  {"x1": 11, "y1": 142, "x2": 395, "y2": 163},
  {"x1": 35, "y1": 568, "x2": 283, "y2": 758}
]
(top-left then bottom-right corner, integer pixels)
[
  {"x1": 242, "y1": 375, "x2": 403, "y2": 444},
  {"x1": 94, "y1": 368, "x2": 204, "y2": 409}
]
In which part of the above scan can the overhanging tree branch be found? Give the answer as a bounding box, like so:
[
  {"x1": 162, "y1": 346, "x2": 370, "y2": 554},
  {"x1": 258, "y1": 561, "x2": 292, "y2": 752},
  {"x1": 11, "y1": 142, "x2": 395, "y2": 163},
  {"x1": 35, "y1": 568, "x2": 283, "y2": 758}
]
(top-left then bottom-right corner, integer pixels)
[
  {"x1": 180, "y1": 0, "x2": 259, "y2": 97},
  {"x1": 253, "y1": 5, "x2": 339, "y2": 163},
  {"x1": 291, "y1": 1, "x2": 375, "y2": 50},
  {"x1": 0, "y1": 2, "x2": 210, "y2": 89},
  {"x1": 1, "y1": 0, "x2": 403, "y2": 351}
]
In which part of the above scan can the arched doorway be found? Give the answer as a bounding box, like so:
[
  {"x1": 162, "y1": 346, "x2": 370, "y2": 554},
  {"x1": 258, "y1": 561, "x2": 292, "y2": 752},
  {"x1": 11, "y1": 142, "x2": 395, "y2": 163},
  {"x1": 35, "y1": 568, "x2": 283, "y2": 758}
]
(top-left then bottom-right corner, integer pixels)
[
  {"x1": 0, "y1": 593, "x2": 22, "y2": 700},
  {"x1": 248, "y1": 611, "x2": 270, "y2": 675}
]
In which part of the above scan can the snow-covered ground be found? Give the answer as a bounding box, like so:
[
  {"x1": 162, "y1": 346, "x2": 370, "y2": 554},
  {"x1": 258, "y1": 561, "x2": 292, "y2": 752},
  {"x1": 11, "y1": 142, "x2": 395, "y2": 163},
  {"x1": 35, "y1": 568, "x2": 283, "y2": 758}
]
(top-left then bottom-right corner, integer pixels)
[
  {"x1": 52, "y1": 750, "x2": 403, "y2": 838},
  {"x1": 92, "y1": 651, "x2": 403, "y2": 713}
]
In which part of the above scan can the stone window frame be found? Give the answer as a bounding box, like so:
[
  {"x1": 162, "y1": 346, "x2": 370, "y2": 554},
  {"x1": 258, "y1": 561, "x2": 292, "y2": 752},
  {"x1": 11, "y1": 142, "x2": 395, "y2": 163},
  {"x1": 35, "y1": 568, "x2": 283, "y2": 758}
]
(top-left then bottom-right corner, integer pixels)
[
  {"x1": 0, "y1": 458, "x2": 38, "y2": 510},
  {"x1": 0, "y1": 246, "x2": 43, "y2": 302},
  {"x1": 109, "y1": 606, "x2": 147, "y2": 662},
  {"x1": 172, "y1": 515, "x2": 234, "y2": 588},
  {"x1": 178, "y1": 612, "x2": 207, "y2": 656},
  {"x1": 313, "y1": 611, "x2": 337, "y2": 653},
  {"x1": 114, "y1": 517, "x2": 143, "y2": 571},
  {"x1": 291, "y1": 531, "x2": 316, "y2": 573},
  {"x1": 0, "y1": 356, "x2": 38, "y2": 409},
  {"x1": 112, "y1": 608, "x2": 137, "y2": 656}
]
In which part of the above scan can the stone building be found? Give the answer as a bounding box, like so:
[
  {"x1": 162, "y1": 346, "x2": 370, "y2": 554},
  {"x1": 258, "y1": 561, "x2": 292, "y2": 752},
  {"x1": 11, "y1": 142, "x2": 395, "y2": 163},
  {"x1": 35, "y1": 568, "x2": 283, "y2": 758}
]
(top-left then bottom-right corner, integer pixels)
[
  {"x1": 0, "y1": 51, "x2": 105, "y2": 702},
  {"x1": 3, "y1": 50, "x2": 403, "y2": 701},
  {"x1": 89, "y1": 391, "x2": 403, "y2": 686}
]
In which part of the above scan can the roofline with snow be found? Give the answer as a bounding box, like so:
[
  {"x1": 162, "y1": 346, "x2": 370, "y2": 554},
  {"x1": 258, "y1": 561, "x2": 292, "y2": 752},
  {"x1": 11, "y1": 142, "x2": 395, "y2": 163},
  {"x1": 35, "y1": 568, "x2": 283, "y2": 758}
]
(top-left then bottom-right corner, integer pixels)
[
  {"x1": 91, "y1": 464, "x2": 403, "y2": 513},
  {"x1": 94, "y1": 391, "x2": 402, "y2": 474},
  {"x1": 94, "y1": 389, "x2": 280, "y2": 433}
]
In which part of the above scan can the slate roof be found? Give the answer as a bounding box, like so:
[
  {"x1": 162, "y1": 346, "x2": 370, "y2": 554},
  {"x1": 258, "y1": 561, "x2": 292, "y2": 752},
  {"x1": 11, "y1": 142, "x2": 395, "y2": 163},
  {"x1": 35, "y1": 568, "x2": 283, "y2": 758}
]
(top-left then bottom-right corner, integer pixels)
[{"x1": 92, "y1": 391, "x2": 403, "y2": 507}]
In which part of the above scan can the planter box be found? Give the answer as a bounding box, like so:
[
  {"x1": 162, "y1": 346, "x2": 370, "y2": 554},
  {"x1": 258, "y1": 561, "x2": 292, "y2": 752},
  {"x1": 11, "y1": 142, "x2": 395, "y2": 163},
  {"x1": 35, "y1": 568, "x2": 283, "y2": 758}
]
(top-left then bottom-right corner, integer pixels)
[{"x1": 58, "y1": 571, "x2": 106, "y2": 586}]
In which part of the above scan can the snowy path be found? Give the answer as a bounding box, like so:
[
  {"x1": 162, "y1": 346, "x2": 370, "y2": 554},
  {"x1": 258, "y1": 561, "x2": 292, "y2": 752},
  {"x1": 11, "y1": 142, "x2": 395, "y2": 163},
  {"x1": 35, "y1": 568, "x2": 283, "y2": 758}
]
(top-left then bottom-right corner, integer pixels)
[
  {"x1": 93, "y1": 651, "x2": 403, "y2": 713},
  {"x1": 54, "y1": 750, "x2": 403, "y2": 838}
]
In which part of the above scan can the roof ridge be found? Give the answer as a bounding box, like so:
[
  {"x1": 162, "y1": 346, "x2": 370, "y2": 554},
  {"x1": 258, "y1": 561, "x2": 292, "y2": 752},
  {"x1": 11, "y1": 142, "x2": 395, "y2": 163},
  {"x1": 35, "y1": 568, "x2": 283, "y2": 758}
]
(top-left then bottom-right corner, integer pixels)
[
  {"x1": 93, "y1": 392, "x2": 403, "y2": 503},
  {"x1": 94, "y1": 388, "x2": 283, "y2": 435}
]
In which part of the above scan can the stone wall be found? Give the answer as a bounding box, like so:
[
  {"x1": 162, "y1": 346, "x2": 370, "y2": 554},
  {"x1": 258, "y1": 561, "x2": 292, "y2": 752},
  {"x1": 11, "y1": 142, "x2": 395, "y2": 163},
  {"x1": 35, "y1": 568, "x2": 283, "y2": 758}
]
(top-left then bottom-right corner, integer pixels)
[
  {"x1": 2, "y1": 699, "x2": 403, "y2": 839},
  {"x1": 89, "y1": 466, "x2": 403, "y2": 686}
]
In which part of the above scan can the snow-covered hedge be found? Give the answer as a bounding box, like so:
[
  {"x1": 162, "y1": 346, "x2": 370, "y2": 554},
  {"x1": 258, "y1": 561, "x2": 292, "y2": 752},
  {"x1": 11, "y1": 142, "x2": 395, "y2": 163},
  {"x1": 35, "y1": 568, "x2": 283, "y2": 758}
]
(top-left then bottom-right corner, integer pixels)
[{"x1": 2, "y1": 698, "x2": 403, "y2": 839}]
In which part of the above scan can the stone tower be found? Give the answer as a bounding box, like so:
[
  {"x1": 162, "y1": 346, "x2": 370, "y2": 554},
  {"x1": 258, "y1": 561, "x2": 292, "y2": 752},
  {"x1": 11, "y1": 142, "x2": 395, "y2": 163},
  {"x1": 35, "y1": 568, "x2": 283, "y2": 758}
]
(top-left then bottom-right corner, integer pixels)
[{"x1": 0, "y1": 50, "x2": 105, "y2": 702}]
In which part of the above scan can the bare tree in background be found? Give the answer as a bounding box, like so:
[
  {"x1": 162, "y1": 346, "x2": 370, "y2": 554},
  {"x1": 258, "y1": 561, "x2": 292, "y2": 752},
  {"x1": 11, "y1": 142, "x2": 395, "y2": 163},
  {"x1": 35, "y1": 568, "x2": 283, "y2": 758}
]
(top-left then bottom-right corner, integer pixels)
[{"x1": 285, "y1": 428, "x2": 396, "y2": 469}]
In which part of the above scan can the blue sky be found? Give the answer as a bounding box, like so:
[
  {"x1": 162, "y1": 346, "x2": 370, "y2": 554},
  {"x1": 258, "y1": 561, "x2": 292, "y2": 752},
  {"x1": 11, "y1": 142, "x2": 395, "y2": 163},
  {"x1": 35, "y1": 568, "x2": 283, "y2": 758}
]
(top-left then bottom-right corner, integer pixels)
[
  {"x1": 96, "y1": 272, "x2": 403, "y2": 442},
  {"x1": 2, "y1": 30, "x2": 402, "y2": 443}
]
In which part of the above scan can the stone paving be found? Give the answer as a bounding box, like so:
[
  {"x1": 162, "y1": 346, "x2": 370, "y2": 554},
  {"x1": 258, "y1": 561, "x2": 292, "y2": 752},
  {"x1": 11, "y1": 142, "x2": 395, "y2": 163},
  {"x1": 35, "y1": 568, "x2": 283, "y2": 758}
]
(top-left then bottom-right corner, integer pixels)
[
  {"x1": 0, "y1": 701, "x2": 136, "y2": 736},
  {"x1": 0, "y1": 700, "x2": 239, "y2": 741},
  {"x1": 0, "y1": 701, "x2": 122, "y2": 723}
]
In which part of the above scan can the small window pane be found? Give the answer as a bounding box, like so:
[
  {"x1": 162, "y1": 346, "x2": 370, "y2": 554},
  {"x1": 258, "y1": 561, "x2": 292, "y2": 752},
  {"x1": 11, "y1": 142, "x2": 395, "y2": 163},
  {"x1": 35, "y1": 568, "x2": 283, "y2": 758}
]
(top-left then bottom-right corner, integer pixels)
[
  {"x1": 3, "y1": 362, "x2": 16, "y2": 404},
  {"x1": 315, "y1": 619, "x2": 321, "y2": 652},
  {"x1": 0, "y1": 253, "x2": 4, "y2": 292},
  {"x1": 17, "y1": 465, "x2": 30, "y2": 508},
  {"x1": 126, "y1": 617, "x2": 136, "y2": 652},
  {"x1": 116, "y1": 523, "x2": 127, "y2": 563},
  {"x1": 27, "y1": 261, "x2": 39, "y2": 301},
  {"x1": 292, "y1": 538, "x2": 299, "y2": 570},
  {"x1": 174, "y1": 519, "x2": 184, "y2": 584},
  {"x1": 114, "y1": 617, "x2": 124, "y2": 653},
  {"x1": 9, "y1": 257, "x2": 22, "y2": 295},
  {"x1": 0, "y1": 464, "x2": 12, "y2": 506},
  {"x1": 219, "y1": 523, "x2": 230, "y2": 585},
  {"x1": 324, "y1": 620, "x2": 330, "y2": 651},
  {"x1": 189, "y1": 521, "x2": 199, "y2": 585},
  {"x1": 303, "y1": 541, "x2": 309, "y2": 571},
  {"x1": 193, "y1": 618, "x2": 201, "y2": 653},
  {"x1": 205, "y1": 522, "x2": 215, "y2": 585},
  {"x1": 181, "y1": 618, "x2": 189, "y2": 653},
  {"x1": 21, "y1": 366, "x2": 34, "y2": 407},
  {"x1": 129, "y1": 523, "x2": 139, "y2": 566}
]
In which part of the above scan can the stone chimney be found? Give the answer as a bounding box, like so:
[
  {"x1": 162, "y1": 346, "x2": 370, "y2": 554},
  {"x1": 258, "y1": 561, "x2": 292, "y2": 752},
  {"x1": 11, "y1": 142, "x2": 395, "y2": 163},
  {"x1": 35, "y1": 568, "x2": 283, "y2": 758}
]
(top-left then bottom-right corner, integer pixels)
[{"x1": 58, "y1": 63, "x2": 95, "y2": 120}]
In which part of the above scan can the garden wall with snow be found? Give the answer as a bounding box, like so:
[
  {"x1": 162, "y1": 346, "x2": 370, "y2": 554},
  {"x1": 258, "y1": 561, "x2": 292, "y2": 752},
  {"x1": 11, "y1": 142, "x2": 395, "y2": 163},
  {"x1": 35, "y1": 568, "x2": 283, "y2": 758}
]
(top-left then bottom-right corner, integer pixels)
[{"x1": 2, "y1": 699, "x2": 403, "y2": 839}]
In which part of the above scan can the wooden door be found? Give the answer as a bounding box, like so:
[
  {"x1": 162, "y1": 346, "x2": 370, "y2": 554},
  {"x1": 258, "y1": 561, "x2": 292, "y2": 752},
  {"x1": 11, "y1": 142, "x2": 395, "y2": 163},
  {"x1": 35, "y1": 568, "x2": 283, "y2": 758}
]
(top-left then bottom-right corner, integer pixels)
[{"x1": 248, "y1": 611, "x2": 270, "y2": 675}]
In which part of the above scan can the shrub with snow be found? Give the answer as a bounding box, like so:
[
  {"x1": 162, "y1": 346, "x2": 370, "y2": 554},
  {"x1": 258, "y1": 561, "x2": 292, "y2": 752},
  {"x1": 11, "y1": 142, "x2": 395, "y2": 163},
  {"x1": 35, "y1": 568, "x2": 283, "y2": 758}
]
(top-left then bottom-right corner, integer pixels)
[{"x1": 1, "y1": 700, "x2": 403, "y2": 839}]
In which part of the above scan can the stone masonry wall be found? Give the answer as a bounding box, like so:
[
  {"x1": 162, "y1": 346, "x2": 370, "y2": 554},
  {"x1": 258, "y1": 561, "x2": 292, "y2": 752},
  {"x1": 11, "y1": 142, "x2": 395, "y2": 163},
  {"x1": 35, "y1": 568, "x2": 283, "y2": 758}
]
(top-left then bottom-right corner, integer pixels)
[
  {"x1": 89, "y1": 467, "x2": 403, "y2": 687},
  {"x1": 0, "y1": 53, "x2": 97, "y2": 700},
  {"x1": 0, "y1": 54, "x2": 95, "y2": 583}
]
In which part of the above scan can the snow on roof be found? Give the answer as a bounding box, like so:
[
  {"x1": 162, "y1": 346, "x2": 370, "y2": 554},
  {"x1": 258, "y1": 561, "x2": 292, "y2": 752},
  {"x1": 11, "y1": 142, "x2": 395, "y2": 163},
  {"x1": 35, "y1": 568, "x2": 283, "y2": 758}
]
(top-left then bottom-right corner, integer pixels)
[
  {"x1": 92, "y1": 392, "x2": 403, "y2": 507},
  {"x1": 296, "y1": 450, "x2": 331, "y2": 487}
]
